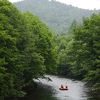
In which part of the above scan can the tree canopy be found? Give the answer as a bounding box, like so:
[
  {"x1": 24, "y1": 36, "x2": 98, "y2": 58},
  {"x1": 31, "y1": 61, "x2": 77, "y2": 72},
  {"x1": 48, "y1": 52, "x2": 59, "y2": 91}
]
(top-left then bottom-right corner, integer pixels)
[
  {"x1": 0, "y1": 0, "x2": 57, "y2": 99},
  {"x1": 57, "y1": 13, "x2": 100, "y2": 98}
]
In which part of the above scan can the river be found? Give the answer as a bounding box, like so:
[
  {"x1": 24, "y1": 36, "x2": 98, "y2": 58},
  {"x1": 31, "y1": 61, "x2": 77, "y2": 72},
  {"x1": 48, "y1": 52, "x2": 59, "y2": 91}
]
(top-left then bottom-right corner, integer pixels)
[{"x1": 20, "y1": 75, "x2": 96, "y2": 100}]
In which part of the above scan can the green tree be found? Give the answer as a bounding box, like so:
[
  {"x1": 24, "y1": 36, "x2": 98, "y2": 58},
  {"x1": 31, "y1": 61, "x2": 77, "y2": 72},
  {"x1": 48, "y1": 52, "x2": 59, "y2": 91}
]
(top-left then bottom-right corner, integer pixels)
[
  {"x1": 23, "y1": 12, "x2": 57, "y2": 73},
  {"x1": 0, "y1": 0, "x2": 57, "y2": 99}
]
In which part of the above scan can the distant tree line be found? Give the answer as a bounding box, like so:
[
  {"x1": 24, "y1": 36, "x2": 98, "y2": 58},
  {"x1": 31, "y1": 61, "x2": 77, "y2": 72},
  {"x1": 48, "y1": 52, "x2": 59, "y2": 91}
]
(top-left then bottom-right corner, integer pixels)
[
  {"x1": 57, "y1": 13, "x2": 100, "y2": 99},
  {"x1": 14, "y1": 0, "x2": 96, "y2": 34},
  {"x1": 0, "y1": 0, "x2": 100, "y2": 100}
]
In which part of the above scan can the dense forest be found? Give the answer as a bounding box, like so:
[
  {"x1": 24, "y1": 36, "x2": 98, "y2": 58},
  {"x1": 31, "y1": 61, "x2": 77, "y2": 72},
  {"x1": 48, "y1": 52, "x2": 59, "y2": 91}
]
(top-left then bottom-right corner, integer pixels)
[
  {"x1": 0, "y1": 0, "x2": 100, "y2": 100},
  {"x1": 0, "y1": 0, "x2": 57, "y2": 99},
  {"x1": 57, "y1": 14, "x2": 100, "y2": 98},
  {"x1": 14, "y1": 0, "x2": 100, "y2": 34}
]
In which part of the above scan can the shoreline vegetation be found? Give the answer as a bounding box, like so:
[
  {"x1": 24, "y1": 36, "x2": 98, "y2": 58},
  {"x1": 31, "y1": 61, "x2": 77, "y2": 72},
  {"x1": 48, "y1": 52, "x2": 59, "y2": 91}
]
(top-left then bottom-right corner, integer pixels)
[{"x1": 0, "y1": 0, "x2": 100, "y2": 100}]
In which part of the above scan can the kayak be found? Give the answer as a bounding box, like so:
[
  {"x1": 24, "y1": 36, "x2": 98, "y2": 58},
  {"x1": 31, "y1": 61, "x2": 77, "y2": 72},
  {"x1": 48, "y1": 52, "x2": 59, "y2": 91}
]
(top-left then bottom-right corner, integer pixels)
[{"x1": 59, "y1": 88, "x2": 68, "y2": 90}]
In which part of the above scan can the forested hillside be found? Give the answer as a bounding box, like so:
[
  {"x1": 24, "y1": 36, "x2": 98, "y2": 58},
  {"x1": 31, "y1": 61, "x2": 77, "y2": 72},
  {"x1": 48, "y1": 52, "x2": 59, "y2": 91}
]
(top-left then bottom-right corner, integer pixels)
[
  {"x1": 0, "y1": 0, "x2": 100, "y2": 100},
  {"x1": 14, "y1": 0, "x2": 98, "y2": 34},
  {"x1": 57, "y1": 13, "x2": 100, "y2": 99}
]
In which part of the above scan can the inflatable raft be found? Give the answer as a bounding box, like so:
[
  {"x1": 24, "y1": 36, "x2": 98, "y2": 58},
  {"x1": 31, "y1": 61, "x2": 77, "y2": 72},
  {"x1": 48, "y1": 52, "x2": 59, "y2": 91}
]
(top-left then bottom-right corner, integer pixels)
[{"x1": 59, "y1": 88, "x2": 68, "y2": 90}]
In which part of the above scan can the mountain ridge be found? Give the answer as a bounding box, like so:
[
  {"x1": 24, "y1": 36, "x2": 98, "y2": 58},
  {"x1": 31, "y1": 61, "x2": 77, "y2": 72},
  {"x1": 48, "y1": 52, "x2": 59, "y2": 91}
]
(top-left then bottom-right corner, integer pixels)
[{"x1": 14, "y1": 0, "x2": 99, "y2": 34}]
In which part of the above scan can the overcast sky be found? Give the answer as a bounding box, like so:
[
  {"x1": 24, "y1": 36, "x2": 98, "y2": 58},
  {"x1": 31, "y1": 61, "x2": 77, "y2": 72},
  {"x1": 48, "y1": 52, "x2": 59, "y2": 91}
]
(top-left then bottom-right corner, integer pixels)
[
  {"x1": 9, "y1": 0, "x2": 23, "y2": 3},
  {"x1": 9, "y1": 0, "x2": 100, "y2": 10}
]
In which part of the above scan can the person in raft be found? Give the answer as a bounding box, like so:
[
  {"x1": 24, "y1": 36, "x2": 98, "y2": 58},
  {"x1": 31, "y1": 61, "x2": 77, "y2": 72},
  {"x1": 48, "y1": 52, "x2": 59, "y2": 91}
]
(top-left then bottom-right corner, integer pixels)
[
  {"x1": 66, "y1": 85, "x2": 68, "y2": 89},
  {"x1": 60, "y1": 84, "x2": 68, "y2": 89},
  {"x1": 65, "y1": 82, "x2": 68, "y2": 89},
  {"x1": 61, "y1": 84, "x2": 64, "y2": 89}
]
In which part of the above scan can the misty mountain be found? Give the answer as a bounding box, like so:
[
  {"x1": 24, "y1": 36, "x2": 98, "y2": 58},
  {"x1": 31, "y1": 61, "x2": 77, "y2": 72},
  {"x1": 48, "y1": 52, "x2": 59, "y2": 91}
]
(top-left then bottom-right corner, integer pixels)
[{"x1": 14, "y1": 0, "x2": 98, "y2": 34}]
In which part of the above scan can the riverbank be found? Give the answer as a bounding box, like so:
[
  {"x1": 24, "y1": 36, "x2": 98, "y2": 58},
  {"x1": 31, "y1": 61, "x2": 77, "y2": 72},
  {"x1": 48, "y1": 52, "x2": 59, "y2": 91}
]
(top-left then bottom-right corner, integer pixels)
[
  {"x1": 7, "y1": 75, "x2": 99, "y2": 100},
  {"x1": 19, "y1": 83, "x2": 57, "y2": 100}
]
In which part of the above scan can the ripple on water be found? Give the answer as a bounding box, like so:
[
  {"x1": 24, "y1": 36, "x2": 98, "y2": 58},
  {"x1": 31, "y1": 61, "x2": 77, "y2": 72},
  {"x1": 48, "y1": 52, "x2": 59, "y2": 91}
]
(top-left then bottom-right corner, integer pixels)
[{"x1": 34, "y1": 75, "x2": 89, "y2": 100}]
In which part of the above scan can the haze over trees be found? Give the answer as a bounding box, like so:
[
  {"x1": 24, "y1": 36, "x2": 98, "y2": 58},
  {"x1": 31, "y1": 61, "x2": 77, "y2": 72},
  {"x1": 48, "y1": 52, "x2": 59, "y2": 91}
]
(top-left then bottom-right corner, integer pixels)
[
  {"x1": 14, "y1": 0, "x2": 99, "y2": 34},
  {"x1": 57, "y1": 13, "x2": 100, "y2": 99},
  {"x1": 0, "y1": 0, "x2": 100, "y2": 100}
]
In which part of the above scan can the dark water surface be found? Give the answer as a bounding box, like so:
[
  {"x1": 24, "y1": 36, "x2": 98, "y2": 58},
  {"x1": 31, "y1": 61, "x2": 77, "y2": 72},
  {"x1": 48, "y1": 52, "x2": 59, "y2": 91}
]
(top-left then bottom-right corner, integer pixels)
[{"x1": 20, "y1": 75, "x2": 97, "y2": 100}]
